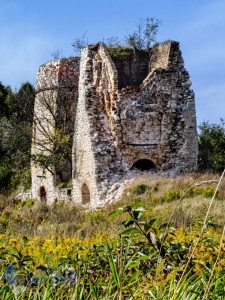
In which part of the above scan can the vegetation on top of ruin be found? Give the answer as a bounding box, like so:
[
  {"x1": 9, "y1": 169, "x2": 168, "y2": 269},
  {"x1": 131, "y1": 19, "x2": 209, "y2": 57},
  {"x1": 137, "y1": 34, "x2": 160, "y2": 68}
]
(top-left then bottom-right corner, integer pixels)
[
  {"x1": 107, "y1": 46, "x2": 143, "y2": 60},
  {"x1": 72, "y1": 17, "x2": 161, "y2": 56},
  {"x1": 124, "y1": 17, "x2": 161, "y2": 49}
]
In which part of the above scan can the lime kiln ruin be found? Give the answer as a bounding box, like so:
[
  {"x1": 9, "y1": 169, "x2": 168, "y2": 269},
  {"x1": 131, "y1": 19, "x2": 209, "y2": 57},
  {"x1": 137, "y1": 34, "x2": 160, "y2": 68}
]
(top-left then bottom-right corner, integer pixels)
[{"x1": 31, "y1": 41, "x2": 198, "y2": 207}]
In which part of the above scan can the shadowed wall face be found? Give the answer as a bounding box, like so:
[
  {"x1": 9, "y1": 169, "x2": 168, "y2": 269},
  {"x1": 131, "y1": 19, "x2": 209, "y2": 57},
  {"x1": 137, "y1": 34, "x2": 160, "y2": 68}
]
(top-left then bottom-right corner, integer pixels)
[{"x1": 109, "y1": 48, "x2": 149, "y2": 88}]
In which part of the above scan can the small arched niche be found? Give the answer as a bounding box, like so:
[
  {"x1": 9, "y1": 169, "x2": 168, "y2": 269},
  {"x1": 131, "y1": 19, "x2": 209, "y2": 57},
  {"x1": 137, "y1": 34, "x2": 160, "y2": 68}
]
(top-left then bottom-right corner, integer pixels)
[
  {"x1": 39, "y1": 186, "x2": 47, "y2": 201},
  {"x1": 81, "y1": 183, "x2": 90, "y2": 204},
  {"x1": 132, "y1": 159, "x2": 156, "y2": 171}
]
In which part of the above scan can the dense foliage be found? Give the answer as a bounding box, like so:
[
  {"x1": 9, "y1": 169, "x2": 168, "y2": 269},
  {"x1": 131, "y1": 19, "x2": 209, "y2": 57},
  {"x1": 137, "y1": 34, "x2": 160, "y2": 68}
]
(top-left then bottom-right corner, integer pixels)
[
  {"x1": 0, "y1": 82, "x2": 35, "y2": 191},
  {"x1": 198, "y1": 120, "x2": 225, "y2": 172}
]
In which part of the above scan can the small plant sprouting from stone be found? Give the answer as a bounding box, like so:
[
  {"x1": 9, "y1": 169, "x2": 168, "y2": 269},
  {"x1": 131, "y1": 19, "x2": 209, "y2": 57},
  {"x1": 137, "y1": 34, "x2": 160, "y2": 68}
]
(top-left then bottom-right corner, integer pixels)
[
  {"x1": 125, "y1": 17, "x2": 161, "y2": 49},
  {"x1": 72, "y1": 17, "x2": 162, "y2": 55}
]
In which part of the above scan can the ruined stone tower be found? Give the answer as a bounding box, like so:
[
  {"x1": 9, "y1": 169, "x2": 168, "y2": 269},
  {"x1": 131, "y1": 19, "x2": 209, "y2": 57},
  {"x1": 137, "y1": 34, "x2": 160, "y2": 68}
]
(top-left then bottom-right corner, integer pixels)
[
  {"x1": 31, "y1": 41, "x2": 198, "y2": 207},
  {"x1": 31, "y1": 57, "x2": 80, "y2": 201}
]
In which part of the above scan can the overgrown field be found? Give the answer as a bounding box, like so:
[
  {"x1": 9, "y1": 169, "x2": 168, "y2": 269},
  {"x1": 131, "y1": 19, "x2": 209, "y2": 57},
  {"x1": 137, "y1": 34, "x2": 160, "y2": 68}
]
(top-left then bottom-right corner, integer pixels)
[{"x1": 1, "y1": 173, "x2": 225, "y2": 299}]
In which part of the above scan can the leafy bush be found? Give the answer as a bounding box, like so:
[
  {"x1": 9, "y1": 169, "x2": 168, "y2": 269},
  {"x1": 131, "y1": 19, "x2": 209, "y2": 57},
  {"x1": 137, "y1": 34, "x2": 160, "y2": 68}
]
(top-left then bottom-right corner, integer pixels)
[
  {"x1": 10, "y1": 168, "x2": 31, "y2": 191},
  {"x1": 198, "y1": 120, "x2": 225, "y2": 172},
  {"x1": 124, "y1": 17, "x2": 161, "y2": 49},
  {"x1": 57, "y1": 179, "x2": 72, "y2": 189},
  {"x1": 190, "y1": 186, "x2": 214, "y2": 198},
  {"x1": 160, "y1": 189, "x2": 181, "y2": 203},
  {"x1": 107, "y1": 46, "x2": 133, "y2": 60},
  {"x1": 0, "y1": 163, "x2": 12, "y2": 191},
  {"x1": 132, "y1": 184, "x2": 150, "y2": 195}
]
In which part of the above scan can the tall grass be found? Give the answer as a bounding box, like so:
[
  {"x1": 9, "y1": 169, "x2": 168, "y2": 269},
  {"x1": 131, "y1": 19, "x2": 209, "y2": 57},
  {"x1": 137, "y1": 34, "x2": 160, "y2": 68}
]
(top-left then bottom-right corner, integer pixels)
[{"x1": 0, "y1": 173, "x2": 225, "y2": 298}]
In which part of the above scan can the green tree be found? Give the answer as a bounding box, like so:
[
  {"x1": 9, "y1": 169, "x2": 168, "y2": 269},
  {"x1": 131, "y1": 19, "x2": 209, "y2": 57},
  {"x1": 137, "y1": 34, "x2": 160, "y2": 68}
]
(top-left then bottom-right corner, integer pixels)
[
  {"x1": 72, "y1": 17, "x2": 161, "y2": 54},
  {"x1": 0, "y1": 82, "x2": 12, "y2": 118},
  {"x1": 0, "y1": 82, "x2": 35, "y2": 191},
  {"x1": 124, "y1": 17, "x2": 161, "y2": 49},
  {"x1": 1, "y1": 83, "x2": 35, "y2": 168},
  {"x1": 198, "y1": 120, "x2": 225, "y2": 172},
  {"x1": 0, "y1": 83, "x2": 14, "y2": 191}
]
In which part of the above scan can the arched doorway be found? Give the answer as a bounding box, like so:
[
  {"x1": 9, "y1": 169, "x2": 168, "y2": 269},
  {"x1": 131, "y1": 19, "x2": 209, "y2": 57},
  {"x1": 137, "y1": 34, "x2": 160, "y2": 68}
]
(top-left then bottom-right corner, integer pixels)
[
  {"x1": 39, "y1": 186, "x2": 47, "y2": 201},
  {"x1": 82, "y1": 183, "x2": 90, "y2": 204},
  {"x1": 132, "y1": 159, "x2": 156, "y2": 171}
]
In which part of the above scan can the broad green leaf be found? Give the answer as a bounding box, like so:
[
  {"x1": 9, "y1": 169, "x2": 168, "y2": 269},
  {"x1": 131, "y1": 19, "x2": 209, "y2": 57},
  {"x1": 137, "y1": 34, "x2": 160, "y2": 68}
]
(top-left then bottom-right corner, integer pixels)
[
  {"x1": 122, "y1": 219, "x2": 135, "y2": 227},
  {"x1": 144, "y1": 223, "x2": 151, "y2": 232},
  {"x1": 109, "y1": 208, "x2": 123, "y2": 217},
  {"x1": 133, "y1": 210, "x2": 142, "y2": 220},
  {"x1": 121, "y1": 228, "x2": 141, "y2": 235},
  {"x1": 159, "y1": 223, "x2": 169, "y2": 230},
  {"x1": 133, "y1": 207, "x2": 145, "y2": 212},
  {"x1": 148, "y1": 217, "x2": 164, "y2": 227},
  {"x1": 136, "y1": 255, "x2": 149, "y2": 261},
  {"x1": 131, "y1": 201, "x2": 145, "y2": 208},
  {"x1": 147, "y1": 218, "x2": 157, "y2": 227}
]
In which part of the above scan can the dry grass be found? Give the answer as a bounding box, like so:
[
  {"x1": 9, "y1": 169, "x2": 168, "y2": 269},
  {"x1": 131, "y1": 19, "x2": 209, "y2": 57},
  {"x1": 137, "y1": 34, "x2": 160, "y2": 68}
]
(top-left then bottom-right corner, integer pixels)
[{"x1": 0, "y1": 172, "x2": 225, "y2": 238}]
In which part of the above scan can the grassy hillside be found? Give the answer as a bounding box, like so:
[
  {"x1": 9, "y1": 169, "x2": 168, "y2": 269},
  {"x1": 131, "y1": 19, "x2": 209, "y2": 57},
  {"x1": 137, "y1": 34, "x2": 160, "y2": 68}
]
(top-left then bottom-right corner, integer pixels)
[
  {"x1": 0, "y1": 172, "x2": 225, "y2": 299},
  {"x1": 0, "y1": 172, "x2": 224, "y2": 238}
]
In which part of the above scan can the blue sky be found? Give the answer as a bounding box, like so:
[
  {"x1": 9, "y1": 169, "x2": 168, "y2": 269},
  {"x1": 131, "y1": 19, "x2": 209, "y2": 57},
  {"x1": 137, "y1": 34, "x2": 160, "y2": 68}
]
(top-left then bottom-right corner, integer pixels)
[{"x1": 0, "y1": 0, "x2": 224, "y2": 125}]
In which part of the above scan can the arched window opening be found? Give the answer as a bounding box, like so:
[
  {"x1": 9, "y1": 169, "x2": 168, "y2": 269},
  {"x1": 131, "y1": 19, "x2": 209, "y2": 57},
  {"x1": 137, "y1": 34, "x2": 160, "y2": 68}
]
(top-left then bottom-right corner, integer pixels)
[
  {"x1": 82, "y1": 183, "x2": 90, "y2": 204},
  {"x1": 39, "y1": 186, "x2": 47, "y2": 201},
  {"x1": 132, "y1": 159, "x2": 156, "y2": 171}
]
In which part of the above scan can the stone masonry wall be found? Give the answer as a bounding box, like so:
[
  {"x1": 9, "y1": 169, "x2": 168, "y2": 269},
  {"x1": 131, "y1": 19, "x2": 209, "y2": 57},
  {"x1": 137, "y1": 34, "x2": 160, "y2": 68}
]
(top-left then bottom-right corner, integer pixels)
[
  {"x1": 110, "y1": 48, "x2": 149, "y2": 88},
  {"x1": 32, "y1": 40, "x2": 198, "y2": 207},
  {"x1": 72, "y1": 48, "x2": 101, "y2": 206},
  {"x1": 109, "y1": 41, "x2": 198, "y2": 173},
  {"x1": 72, "y1": 41, "x2": 198, "y2": 207},
  {"x1": 31, "y1": 60, "x2": 60, "y2": 202},
  {"x1": 31, "y1": 58, "x2": 80, "y2": 203}
]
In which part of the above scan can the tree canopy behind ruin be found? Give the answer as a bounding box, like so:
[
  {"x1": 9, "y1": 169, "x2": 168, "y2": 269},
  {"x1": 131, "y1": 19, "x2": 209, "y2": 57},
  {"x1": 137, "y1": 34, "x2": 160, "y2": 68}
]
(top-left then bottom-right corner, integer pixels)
[{"x1": 0, "y1": 82, "x2": 35, "y2": 191}]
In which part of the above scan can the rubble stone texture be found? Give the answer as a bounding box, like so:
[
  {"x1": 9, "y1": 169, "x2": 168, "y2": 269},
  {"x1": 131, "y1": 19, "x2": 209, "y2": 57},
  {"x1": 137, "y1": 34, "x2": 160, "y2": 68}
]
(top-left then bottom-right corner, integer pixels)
[
  {"x1": 31, "y1": 58, "x2": 80, "y2": 201},
  {"x1": 31, "y1": 41, "x2": 198, "y2": 207}
]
